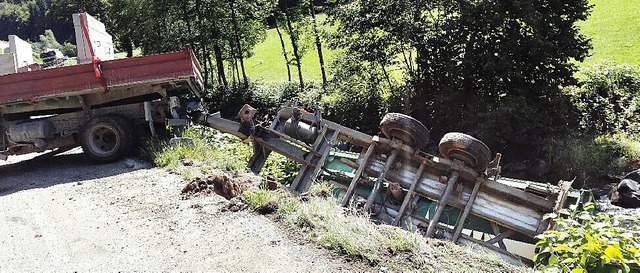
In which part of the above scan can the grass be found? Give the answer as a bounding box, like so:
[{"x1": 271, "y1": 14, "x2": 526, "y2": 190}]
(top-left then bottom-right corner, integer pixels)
[
  {"x1": 244, "y1": 15, "x2": 335, "y2": 84},
  {"x1": 114, "y1": 48, "x2": 142, "y2": 59},
  {"x1": 242, "y1": 3, "x2": 640, "y2": 84},
  {"x1": 577, "y1": 0, "x2": 640, "y2": 66},
  {"x1": 145, "y1": 128, "x2": 531, "y2": 272},
  {"x1": 143, "y1": 126, "x2": 299, "y2": 182},
  {"x1": 243, "y1": 183, "x2": 531, "y2": 272},
  {"x1": 142, "y1": 127, "x2": 252, "y2": 180}
]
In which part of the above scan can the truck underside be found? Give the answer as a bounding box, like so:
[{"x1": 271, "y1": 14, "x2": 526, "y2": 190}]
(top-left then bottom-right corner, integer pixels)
[{"x1": 193, "y1": 105, "x2": 590, "y2": 265}]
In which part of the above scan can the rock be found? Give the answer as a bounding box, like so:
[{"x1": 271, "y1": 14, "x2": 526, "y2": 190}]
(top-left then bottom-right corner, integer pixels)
[
  {"x1": 612, "y1": 170, "x2": 640, "y2": 208},
  {"x1": 527, "y1": 159, "x2": 550, "y2": 180},
  {"x1": 169, "y1": 137, "x2": 194, "y2": 147}
]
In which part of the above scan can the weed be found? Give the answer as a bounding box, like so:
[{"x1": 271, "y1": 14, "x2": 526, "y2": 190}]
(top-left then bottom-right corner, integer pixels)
[{"x1": 535, "y1": 203, "x2": 640, "y2": 272}]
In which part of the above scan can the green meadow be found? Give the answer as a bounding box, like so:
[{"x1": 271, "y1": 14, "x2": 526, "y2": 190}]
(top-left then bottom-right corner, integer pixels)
[
  {"x1": 244, "y1": 1, "x2": 639, "y2": 82},
  {"x1": 577, "y1": 0, "x2": 640, "y2": 66}
]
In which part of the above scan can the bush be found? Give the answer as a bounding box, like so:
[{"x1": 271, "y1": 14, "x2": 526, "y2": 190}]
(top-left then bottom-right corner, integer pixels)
[
  {"x1": 544, "y1": 133, "x2": 640, "y2": 184},
  {"x1": 567, "y1": 63, "x2": 640, "y2": 135},
  {"x1": 534, "y1": 203, "x2": 640, "y2": 272}
]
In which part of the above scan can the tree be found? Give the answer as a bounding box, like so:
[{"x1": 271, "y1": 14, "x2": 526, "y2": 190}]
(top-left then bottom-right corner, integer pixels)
[
  {"x1": 278, "y1": 0, "x2": 307, "y2": 90},
  {"x1": 329, "y1": 0, "x2": 592, "y2": 157},
  {"x1": 308, "y1": 0, "x2": 327, "y2": 87}
]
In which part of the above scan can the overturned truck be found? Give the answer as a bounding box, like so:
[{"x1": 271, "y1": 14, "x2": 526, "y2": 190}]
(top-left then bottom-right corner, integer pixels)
[{"x1": 195, "y1": 105, "x2": 590, "y2": 265}]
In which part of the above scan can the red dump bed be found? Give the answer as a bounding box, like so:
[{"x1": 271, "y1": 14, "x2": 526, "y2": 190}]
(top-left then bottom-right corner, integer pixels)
[{"x1": 0, "y1": 46, "x2": 203, "y2": 108}]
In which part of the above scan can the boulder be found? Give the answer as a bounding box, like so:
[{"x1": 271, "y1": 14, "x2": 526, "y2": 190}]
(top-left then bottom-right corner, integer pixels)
[{"x1": 612, "y1": 170, "x2": 640, "y2": 208}]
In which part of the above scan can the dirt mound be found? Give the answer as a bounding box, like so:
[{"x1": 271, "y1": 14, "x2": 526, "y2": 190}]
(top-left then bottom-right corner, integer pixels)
[{"x1": 182, "y1": 171, "x2": 259, "y2": 200}]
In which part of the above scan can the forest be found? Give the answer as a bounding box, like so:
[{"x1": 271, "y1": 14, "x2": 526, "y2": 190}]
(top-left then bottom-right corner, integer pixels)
[{"x1": 1, "y1": 0, "x2": 639, "y2": 186}]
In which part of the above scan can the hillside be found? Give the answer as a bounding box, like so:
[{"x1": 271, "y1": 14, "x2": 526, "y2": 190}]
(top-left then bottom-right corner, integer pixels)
[
  {"x1": 577, "y1": 0, "x2": 640, "y2": 65},
  {"x1": 244, "y1": 1, "x2": 639, "y2": 83}
]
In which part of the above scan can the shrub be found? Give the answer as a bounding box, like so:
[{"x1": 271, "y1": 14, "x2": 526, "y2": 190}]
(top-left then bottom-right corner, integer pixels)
[
  {"x1": 534, "y1": 203, "x2": 640, "y2": 272},
  {"x1": 567, "y1": 63, "x2": 640, "y2": 135},
  {"x1": 544, "y1": 133, "x2": 640, "y2": 183}
]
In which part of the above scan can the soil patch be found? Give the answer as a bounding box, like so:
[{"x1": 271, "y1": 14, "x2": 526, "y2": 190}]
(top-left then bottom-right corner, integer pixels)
[{"x1": 182, "y1": 171, "x2": 260, "y2": 200}]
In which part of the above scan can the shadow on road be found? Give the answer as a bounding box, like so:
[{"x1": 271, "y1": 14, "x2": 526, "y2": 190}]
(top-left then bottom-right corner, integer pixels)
[{"x1": 0, "y1": 151, "x2": 152, "y2": 197}]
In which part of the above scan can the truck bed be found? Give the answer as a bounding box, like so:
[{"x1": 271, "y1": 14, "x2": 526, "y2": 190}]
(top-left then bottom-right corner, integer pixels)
[{"x1": 0, "y1": 46, "x2": 203, "y2": 116}]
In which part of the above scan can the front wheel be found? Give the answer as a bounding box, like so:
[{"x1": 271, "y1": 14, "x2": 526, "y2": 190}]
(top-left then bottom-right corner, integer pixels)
[{"x1": 80, "y1": 115, "x2": 134, "y2": 163}]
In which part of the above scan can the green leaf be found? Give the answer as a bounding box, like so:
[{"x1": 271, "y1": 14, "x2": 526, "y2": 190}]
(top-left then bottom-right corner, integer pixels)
[
  {"x1": 571, "y1": 268, "x2": 584, "y2": 273},
  {"x1": 549, "y1": 255, "x2": 560, "y2": 265},
  {"x1": 605, "y1": 245, "x2": 625, "y2": 261}
]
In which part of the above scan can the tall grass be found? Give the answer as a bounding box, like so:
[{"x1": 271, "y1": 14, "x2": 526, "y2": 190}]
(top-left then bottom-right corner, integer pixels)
[
  {"x1": 142, "y1": 126, "x2": 300, "y2": 182},
  {"x1": 243, "y1": 184, "x2": 530, "y2": 272}
]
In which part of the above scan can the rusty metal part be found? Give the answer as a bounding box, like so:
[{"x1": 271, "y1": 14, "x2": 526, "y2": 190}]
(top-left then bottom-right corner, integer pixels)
[
  {"x1": 238, "y1": 104, "x2": 256, "y2": 123},
  {"x1": 452, "y1": 177, "x2": 484, "y2": 243},
  {"x1": 365, "y1": 149, "x2": 399, "y2": 211}
]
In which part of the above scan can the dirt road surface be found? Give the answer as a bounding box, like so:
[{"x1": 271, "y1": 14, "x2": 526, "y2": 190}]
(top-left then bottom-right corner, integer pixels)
[{"x1": 0, "y1": 149, "x2": 365, "y2": 272}]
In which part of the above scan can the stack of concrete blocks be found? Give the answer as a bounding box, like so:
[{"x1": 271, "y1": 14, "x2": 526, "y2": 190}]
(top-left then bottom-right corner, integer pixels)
[
  {"x1": 0, "y1": 35, "x2": 34, "y2": 76},
  {"x1": 73, "y1": 13, "x2": 114, "y2": 65}
]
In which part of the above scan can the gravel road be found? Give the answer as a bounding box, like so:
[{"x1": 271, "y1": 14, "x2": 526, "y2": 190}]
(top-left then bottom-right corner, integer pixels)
[{"x1": 0, "y1": 149, "x2": 365, "y2": 272}]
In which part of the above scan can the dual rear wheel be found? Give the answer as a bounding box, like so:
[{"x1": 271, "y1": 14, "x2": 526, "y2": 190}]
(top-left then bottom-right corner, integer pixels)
[{"x1": 379, "y1": 113, "x2": 491, "y2": 171}]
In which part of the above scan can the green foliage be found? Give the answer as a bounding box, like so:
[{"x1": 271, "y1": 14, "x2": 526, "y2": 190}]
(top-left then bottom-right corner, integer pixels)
[
  {"x1": 29, "y1": 29, "x2": 77, "y2": 58},
  {"x1": 144, "y1": 126, "x2": 300, "y2": 183},
  {"x1": 320, "y1": 52, "x2": 393, "y2": 134},
  {"x1": 328, "y1": 0, "x2": 592, "y2": 158},
  {"x1": 567, "y1": 63, "x2": 640, "y2": 135},
  {"x1": 544, "y1": 134, "x2": 640, "y2": 181},
  {"x1": 534, "y1": 203, "x2": 640, "y2": 272},
  {"x1": 143, "y1": 127, "x2": 251, "y2": 179},
  {"x1": 243, "y1": 187, "x2": 291, "y2": 212},
  {"x1": 244, "y1": 15, "x2": 336, "y2": 84}
]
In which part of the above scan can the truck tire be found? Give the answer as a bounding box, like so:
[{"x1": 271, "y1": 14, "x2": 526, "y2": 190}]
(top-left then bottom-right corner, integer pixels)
[
  {"x1": 438, "y1": 132, "x2": 491, "y2": 171},
  {"x1": 80, "y1": 115, "x2": 134, "y2": 163},
  {"x1": 379, "y1": 113, "x2": 430, "y2": 150}
]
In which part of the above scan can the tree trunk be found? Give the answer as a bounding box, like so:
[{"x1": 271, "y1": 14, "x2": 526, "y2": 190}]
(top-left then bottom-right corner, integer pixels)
[
  {"x1": 274, "y1": 12, "x2": 292, "y2": 82},
  {"x1": 229, "y1": 37, "x2": 241, "y2": 85},
  {"x1": 309, "y1": 1, "x2": 327, "y2": 87},
  {"x1": 200, "y1": 42, "x2": 209, "y2": 85},
  {"x1": 213, "y1": 42, "x2": 228, "y2": 89},
  {"x1": 230, "y1": 0, "x2": 249, "y2": 87},
  {"x1": 285, "y1": 12, "x2": 304, "y2": 91}
]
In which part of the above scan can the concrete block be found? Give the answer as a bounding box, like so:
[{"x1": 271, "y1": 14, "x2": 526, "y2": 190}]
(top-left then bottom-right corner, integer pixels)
[
  {"x1": 73, "y1": 13, "x2": 114, "y2": 64},
  {"x1": 0, "y1": 53, "x2": 17, "y2": 76},
  {"x1": 8, "y1": 35, "x2": 34, "y2": 68},
  {"x1": 0, "y1": 41, "x2": 9, "y2": 54}
]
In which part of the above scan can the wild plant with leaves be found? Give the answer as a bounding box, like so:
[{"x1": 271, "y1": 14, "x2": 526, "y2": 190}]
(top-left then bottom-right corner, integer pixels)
[{"x1": 534, "y1": 203, "x2": 640, "y2": 272}]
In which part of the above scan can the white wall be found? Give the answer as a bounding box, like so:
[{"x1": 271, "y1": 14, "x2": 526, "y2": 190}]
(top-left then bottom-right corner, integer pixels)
[{"x1": 73, "y1": 13, "x2": 114, "y2": 64}]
